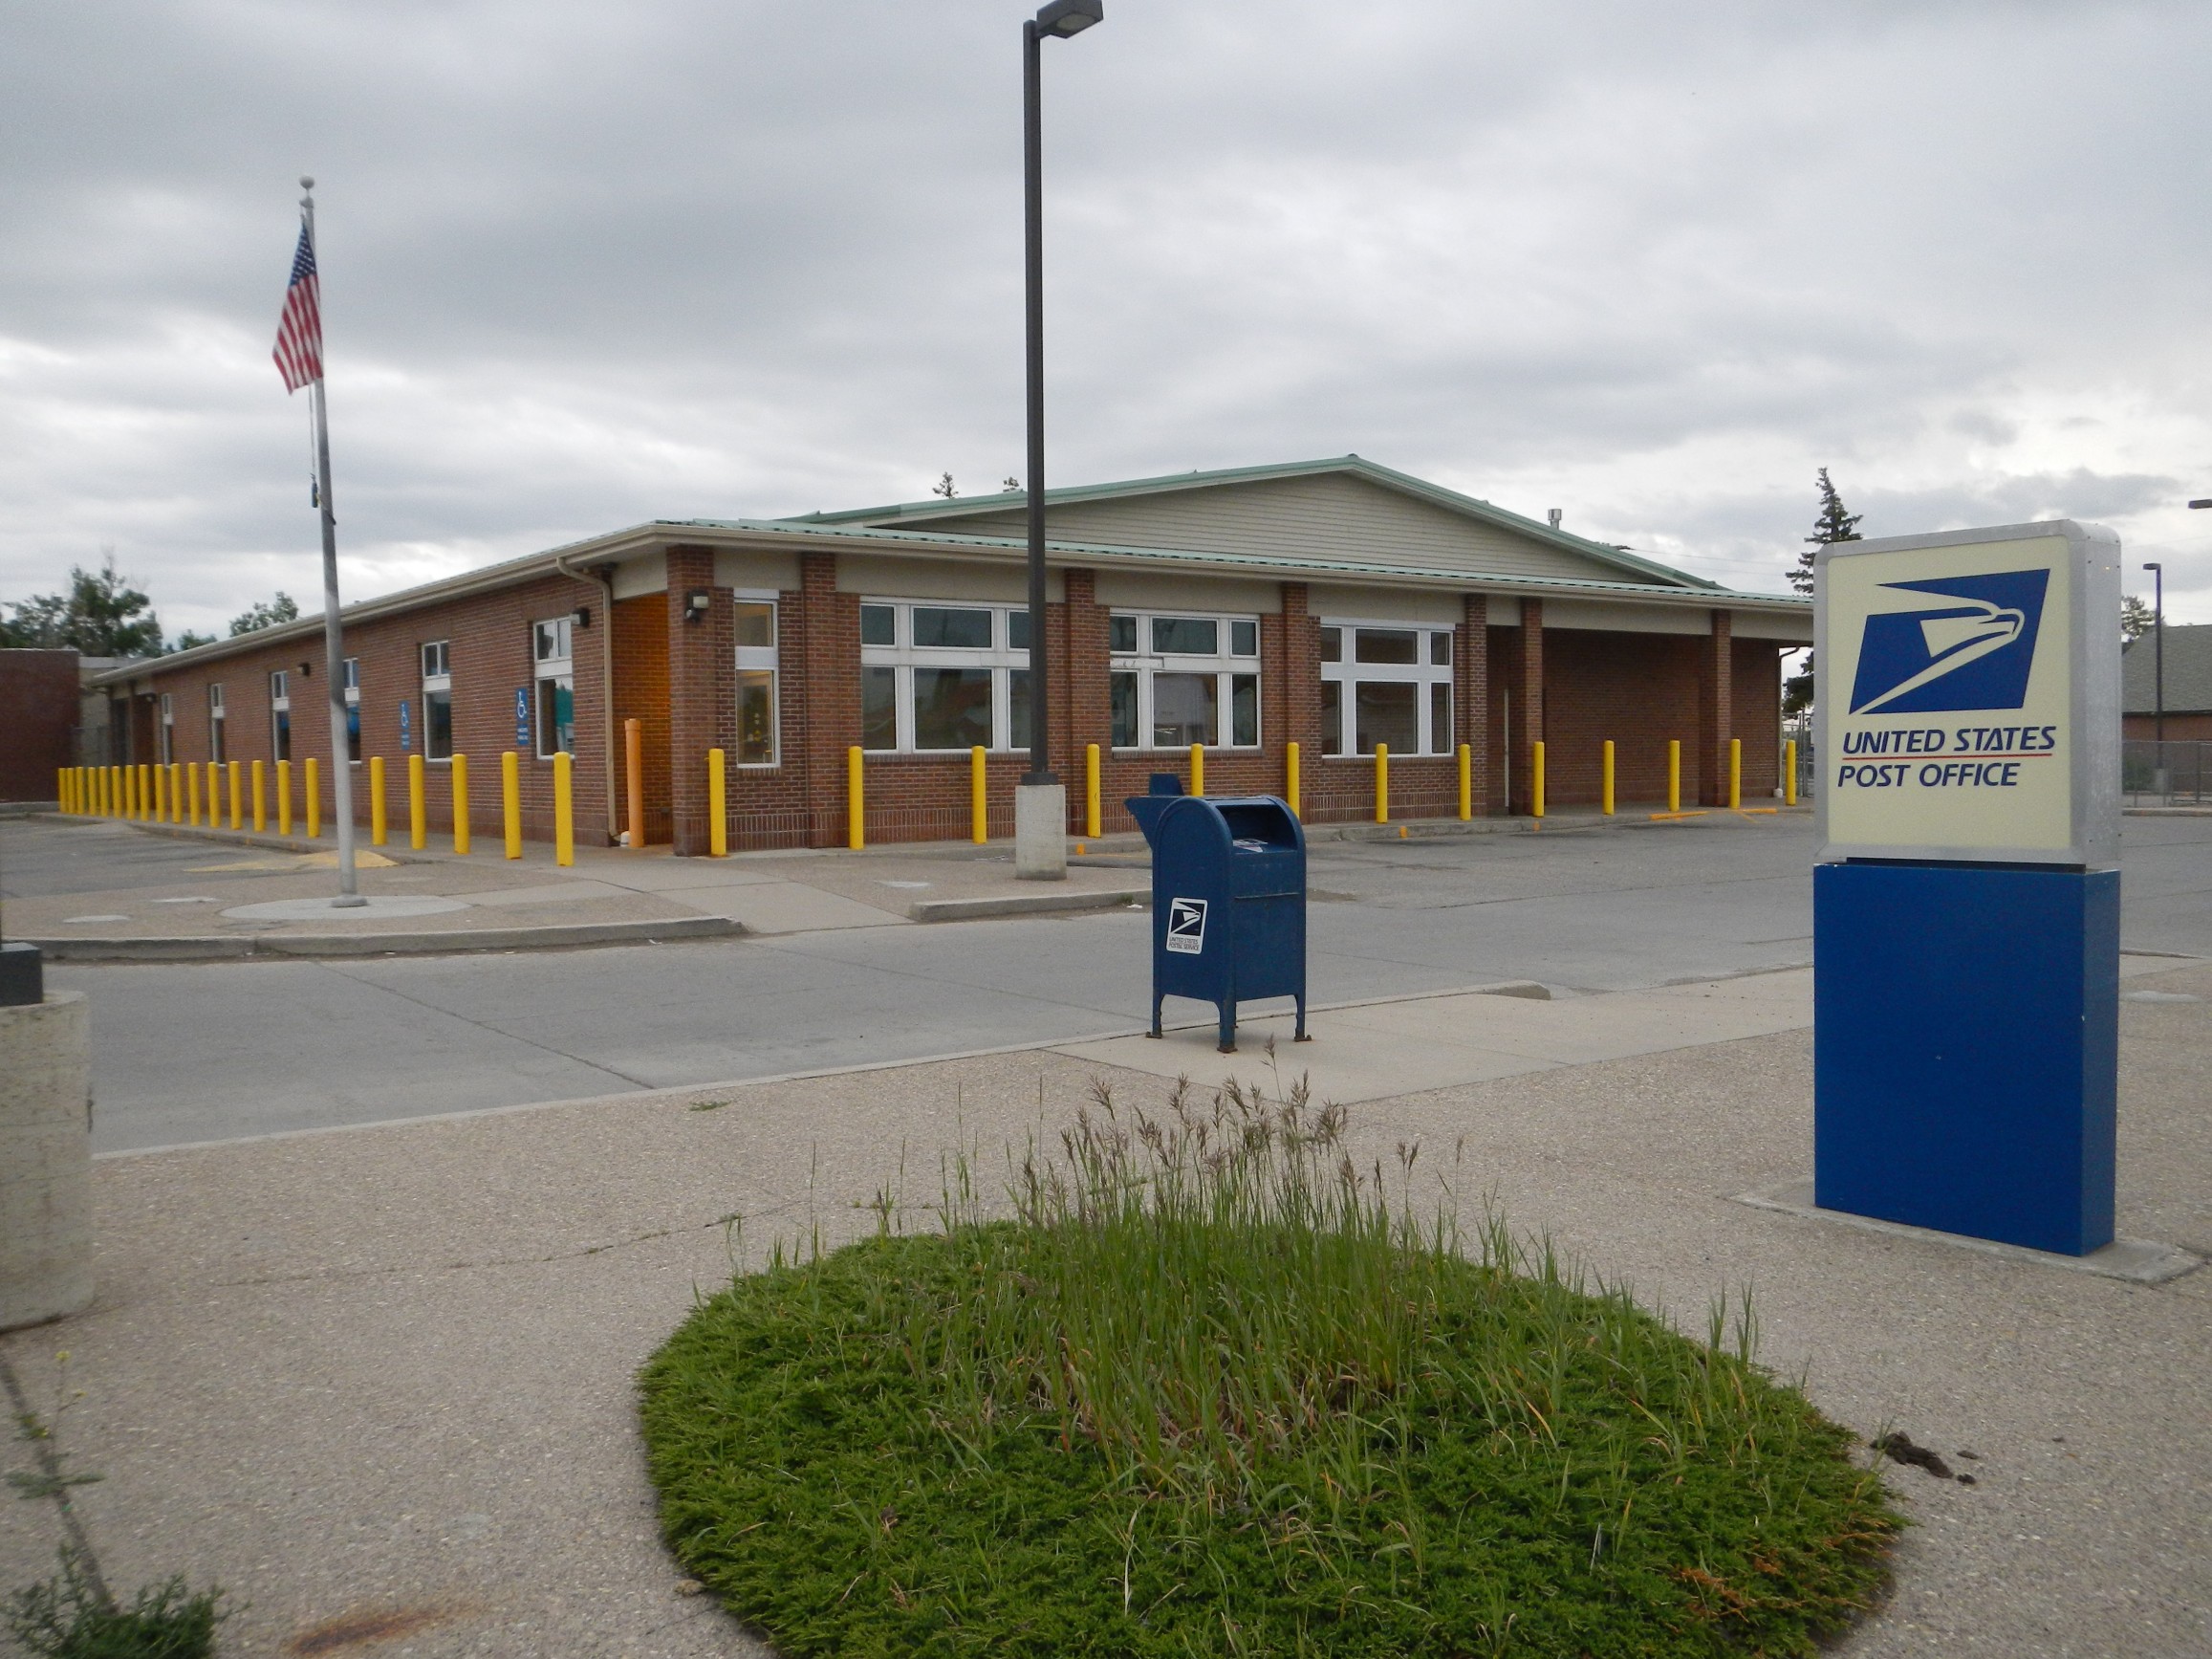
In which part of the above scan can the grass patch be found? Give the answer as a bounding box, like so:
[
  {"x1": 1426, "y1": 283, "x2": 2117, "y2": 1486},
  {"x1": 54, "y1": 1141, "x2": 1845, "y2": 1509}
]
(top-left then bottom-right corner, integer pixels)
[{"x1": 640, "y1": 1077, "x2": 1898, "y2": 1656}]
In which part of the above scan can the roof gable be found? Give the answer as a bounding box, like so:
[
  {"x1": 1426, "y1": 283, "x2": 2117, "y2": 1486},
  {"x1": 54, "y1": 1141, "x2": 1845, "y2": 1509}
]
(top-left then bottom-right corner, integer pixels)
[
  {"x1": 795, "y1": 457, "x2": 1714, "y2": 590},
  {"x1": 2122, "y1": 623, "x2": 2212, "y2": 713}
]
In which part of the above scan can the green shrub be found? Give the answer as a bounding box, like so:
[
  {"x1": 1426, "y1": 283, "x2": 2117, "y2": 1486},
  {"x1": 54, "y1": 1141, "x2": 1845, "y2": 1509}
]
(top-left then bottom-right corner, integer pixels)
[
  {"x1": 641, "y1": 1078, "x2": 1898, "y2": 1656},
  {"x1": 6, "y1": 1548, "x2": 224, "y2": 1659}
]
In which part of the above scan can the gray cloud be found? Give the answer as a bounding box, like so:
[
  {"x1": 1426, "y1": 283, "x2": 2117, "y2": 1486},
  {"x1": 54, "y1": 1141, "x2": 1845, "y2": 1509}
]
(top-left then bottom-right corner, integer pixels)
[{"x1": 4, "y1": 0, "x2": 2210, "y2": 638}]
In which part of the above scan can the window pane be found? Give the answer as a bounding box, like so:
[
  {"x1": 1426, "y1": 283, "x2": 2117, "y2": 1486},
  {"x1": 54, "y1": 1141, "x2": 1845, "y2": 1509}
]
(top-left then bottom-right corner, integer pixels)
[
  {"x1": 861, "y1": 666, "x2": 898, "y2": 750},
  {"x1": 734, "y1": 603, "x2": 774, "y2": 650},
  {"x1": 860, "y1": 604, "x2": 896, "y2": 646},
  {"x1": 1009, "y1": 668, "x2": 1031, "y2": 752},
  {"x1": 345, "y1": 705, "x2": 360, "y2": 764},
  {"x1": 1430, "y1": 630, "x2": 1452, "y2": 666},
  {"x1": 1355, "y1": 682, "x2": 1418, "y2": 754},
  {"x1": 210, "y1": 719, "x2": 225, "y2": 763},
  {"x1": 1229, "y1": 620, "x2": 1258, "y2": 657},
  {"x1": 1152, "y1": 617, "x2": 1218, "y2": 656},
  {"x1": 1111, "y1": 671, "x2": 1139, "y2": 748},
  {"x1": 1008, "y1": 609, "x2": 1030, "y2": 651},
  {"x1": 912, "y1": 607, "x2": 992, "y2": 649},
  {"x1": 913, "y1": 667, "x2": 992, "y2": 750},
  {"x1": 1320, "y1": 682, "x2": 1341, "y2": 756},
  {"x1": 1319, "y1": 627, "x2": 1341, "y2": 664},
  {"x1": 273, "y1": 710, "x2": 291, "y2": 763},
  {"x1": 1231, "y1": 675, "x2": 1258, "y2": 746},
  {"x1": 736, "y1": 670, "x2": 774, "y2": 764},
  {"x1": 425, "y1": 688, "x2": 453, "y2": 759},
  {"x1": 1108, "y1": 615, "x2": 1138, "y2": 654},
  {"x1": 1430, "y1": 683, "x2": 1452, "y2": 754},
  {"x1": 539, "y1": 678, "x2": 575, "y2": 757},
  {"x1": 1152, "y1": 673, "x2": 1217, "y2": 747},
  {"x1": 1355, "y1": 628, "x2": 1419, "y2": 665}
]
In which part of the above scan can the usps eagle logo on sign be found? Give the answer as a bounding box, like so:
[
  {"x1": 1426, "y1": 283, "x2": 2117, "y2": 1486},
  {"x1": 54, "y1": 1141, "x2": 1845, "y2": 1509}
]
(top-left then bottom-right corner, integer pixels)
[
  {"x1": 1164, "y1": 897, "x2": 1207, "y2": 954},
  {"x1": 1847, "y1": 569, "x2": 2049, "y2": 715}
]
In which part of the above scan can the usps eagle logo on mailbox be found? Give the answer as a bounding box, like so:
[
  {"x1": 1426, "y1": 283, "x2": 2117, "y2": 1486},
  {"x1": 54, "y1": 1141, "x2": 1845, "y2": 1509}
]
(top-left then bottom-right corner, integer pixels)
[
  {"x1": 1164, "y1": 897, "x2": 1207, "y2": 954},
  {"x1": 1847, "y1": 569, "x2": 2049, "y2": 715}
]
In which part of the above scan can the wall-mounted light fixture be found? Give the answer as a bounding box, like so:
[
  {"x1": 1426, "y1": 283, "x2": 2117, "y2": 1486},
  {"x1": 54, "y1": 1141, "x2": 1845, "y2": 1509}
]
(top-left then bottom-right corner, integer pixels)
[
  {"x1": 298, "y1": 662, "x2": 313, "y2": 677},
  {"x1": 683, "y1": 589, "x2": 710, "y2": 624},
  {"x1": 572, "y1": 606, "x2": 591, "y2": 628}
]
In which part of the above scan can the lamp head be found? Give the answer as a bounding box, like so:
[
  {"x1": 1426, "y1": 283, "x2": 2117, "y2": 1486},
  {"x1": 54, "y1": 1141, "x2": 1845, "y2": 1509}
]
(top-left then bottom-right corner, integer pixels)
[
  {"x1": 2143, "y1": 561, "x2": 2161, "y2": 572},
  {"x1": 1035, "y1": 0, "x2": 1103, "y2": 37}
]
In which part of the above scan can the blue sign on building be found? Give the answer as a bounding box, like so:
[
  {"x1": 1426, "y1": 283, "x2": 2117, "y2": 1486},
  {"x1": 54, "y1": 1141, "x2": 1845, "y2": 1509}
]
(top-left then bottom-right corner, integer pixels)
[
  {"x1": 398, "y1": 699, "x2": 411, "y2": 752},
  {"x1": 515, "y1": 687, "x2": 531, "y2": 748}
]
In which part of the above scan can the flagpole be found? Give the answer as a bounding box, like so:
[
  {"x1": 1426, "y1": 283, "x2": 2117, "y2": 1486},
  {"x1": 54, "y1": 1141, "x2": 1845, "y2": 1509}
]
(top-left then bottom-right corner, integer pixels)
[{"x1": 300, "y1": 177, "x2": 364, "y2": 906}]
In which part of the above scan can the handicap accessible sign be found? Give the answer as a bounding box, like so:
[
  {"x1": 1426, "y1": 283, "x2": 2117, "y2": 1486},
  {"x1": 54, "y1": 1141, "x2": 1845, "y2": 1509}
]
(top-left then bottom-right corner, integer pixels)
[{"x1": 1816, "y1": 521, "x2": 2119, "y2": 867}]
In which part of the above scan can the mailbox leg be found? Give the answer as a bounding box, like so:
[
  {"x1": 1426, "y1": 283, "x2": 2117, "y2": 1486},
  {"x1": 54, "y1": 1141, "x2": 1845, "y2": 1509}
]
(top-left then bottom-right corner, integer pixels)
[
  {"x1": 1293, "y1": 994, "x2": 1309, "y2": 1041},
  {"x1": 1218, "y1": 999, "x2": 1237, "y2": 1055},
  {"x1": 1149, "y1": 993, "x2": 1164, "y2": 1039}
]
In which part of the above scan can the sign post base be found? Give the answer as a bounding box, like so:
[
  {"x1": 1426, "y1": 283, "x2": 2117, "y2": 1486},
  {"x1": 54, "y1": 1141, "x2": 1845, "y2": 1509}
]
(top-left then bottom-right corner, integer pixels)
[{"x1": 1813, "y1": 861, "x2": 2117, "y2": 1256}]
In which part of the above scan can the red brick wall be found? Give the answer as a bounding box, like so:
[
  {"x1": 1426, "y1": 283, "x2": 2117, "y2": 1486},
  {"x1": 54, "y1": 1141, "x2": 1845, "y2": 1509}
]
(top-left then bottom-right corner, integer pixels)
[
  {"x1": 2124, "y1": 712, "x2": 2212, "y2": 741},
  {"x1": 0, "y1": 650, "x2": 79, "y2": 800},
  {"x1": 1538, "y1": 629, "x2": 1704, "y2": 807},
  {"x1": 1732, "y1": 638, "x2": 1782, "y2": 798}
]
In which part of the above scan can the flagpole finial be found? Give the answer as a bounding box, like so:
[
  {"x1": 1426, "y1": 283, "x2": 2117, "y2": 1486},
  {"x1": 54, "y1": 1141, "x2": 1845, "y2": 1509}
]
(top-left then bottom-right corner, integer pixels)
[{"x1": 300, "y1": 175, "x2": 314, "y2": 189}]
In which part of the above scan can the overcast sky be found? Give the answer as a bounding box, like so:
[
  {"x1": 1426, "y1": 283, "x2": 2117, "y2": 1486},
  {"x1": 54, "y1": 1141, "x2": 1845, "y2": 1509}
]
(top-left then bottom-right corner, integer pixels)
[{"x1": 5, "y1": 0, "x2": 2209, "y2": 641}]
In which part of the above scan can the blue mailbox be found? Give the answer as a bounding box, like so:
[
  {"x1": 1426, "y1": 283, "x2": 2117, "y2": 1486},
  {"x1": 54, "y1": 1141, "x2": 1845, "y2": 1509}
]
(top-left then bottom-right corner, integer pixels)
[{"x1": 1125, "y1": 776, "x2": 1307, "y2": 1053}]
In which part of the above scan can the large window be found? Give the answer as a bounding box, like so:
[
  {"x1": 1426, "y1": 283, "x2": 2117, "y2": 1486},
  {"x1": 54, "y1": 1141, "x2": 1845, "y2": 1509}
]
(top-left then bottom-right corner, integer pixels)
[
  {"x1": 1108, "y1": 611, "x2": 1261, "y2": 750},
  {"x1": 1319, "y1": 622, "x2": 1455, "y2": 756},
  {"x1": 733, "y1": 598, "x2": 778, "y2": 766},
  {"x1": 421, "y1": 640, "x2": 453, "y2": 761},
  {"x1": 207, "y1": 683, "x2": 227, "y2": 763},
  {"x1": 858, "y1": 600, "x2": 1034, "y2": 753},
  {"x1": 270, "y1": 670, "x2": 291, "y2": 762},
  {"x1": 531, "y1": 620, "x2": 574, "y2": 758}
]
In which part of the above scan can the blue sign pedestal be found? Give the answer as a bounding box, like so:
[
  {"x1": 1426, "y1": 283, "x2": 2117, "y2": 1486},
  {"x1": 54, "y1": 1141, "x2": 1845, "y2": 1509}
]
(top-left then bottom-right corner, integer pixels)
[{"x1": 1813, "y1": 862, "x2": 2118, "y2": 1255}]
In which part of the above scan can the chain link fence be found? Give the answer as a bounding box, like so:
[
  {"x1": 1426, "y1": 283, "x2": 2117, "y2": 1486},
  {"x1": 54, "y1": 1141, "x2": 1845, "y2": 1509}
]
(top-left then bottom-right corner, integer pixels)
[{"x1": 2123, "y1": 739, "x2": 2211, "y2": 807}]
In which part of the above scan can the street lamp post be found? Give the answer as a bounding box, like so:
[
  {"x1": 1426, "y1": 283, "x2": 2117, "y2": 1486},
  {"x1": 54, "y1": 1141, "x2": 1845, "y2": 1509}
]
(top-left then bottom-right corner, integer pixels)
[{"x1": 1014, "y1": 0, "x2": 1103, "y2": 882}]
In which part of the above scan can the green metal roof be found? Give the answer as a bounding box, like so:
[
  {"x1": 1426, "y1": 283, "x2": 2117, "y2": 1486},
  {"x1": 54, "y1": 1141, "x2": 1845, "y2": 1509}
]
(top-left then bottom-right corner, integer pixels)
[{"x1": 786, "y1": 454, "x2": 1724, "y2": 593}]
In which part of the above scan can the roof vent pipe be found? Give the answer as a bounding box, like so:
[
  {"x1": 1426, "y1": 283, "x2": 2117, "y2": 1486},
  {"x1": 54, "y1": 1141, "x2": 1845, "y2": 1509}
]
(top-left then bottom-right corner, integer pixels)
[{"x1": 1547, "y1": 509, "x2": 1563, "y2": 531}]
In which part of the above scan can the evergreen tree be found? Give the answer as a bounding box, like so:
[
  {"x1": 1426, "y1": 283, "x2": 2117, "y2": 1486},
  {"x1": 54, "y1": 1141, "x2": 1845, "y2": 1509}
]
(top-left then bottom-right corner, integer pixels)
[
  {"x1": 1789, "y1": 468, "x2": 1861, "y2": 595},
  {"x1": 0, "y1": 554, "x2": 164, "y2": 655},
  {"x1": 2121, "y1": 594, "x2": 2154, "y2": 644},
  {"x1": 228, "y1": 592, "x2": 299, "y2": 636},
  {"x1": 931, "y1": 471, "x2": 959, "y2": 500}
]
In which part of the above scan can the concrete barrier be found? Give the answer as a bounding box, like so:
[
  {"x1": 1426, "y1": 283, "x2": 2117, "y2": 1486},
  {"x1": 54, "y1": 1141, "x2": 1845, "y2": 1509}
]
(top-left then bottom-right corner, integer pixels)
[{"x1": 1, "y1": 992, "x2": 93, "y2": 1331}]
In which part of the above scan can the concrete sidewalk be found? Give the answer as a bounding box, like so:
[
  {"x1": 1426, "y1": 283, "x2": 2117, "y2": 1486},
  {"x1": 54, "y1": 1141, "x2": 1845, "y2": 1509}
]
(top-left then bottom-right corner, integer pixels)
[{"x1": 0, "y1": 960, "x2": 2204, "y2": 1656}]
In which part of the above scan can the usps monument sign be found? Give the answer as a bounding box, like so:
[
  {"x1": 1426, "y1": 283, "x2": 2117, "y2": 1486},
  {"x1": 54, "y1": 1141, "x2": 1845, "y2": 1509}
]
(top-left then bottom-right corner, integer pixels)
[
  {"x1": 1816, "y1": 521, "x2": 2118, "y2": 865},
  {"x1": 1812, "y1": 522, "x2": 2121, "y2": 1257}
]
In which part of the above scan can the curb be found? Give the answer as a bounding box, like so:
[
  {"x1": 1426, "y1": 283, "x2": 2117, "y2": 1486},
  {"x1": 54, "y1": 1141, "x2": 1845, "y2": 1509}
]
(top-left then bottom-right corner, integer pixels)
[
  {"x1": 909, "y1": 887, "x2": 1146, "y2": 923},
  {"x1": 27, "y1": 915, "x2": 742, "y2": 963}
]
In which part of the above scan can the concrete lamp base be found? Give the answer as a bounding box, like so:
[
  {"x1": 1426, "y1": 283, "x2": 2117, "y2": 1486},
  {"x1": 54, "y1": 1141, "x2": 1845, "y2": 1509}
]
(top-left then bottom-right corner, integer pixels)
[
  {"x1": 1, "y1": 992, "x2": 93, "y2": 1332},
  {"x1": 1014, "y1": 782, "x2": 1068, "y2": 881}
]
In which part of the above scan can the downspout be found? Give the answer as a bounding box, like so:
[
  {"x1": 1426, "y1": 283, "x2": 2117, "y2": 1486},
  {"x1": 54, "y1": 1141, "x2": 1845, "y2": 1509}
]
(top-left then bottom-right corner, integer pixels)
[{"x1": 554, "y1": 552, "x2": 621, "y2": 843}]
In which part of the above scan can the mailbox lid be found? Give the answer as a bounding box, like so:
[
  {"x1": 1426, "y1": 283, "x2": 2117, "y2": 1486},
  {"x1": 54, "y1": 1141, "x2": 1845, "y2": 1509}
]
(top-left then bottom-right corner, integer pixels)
[{"x1": 1215, "y1": 797, "x2": 1304, "y2": 855}]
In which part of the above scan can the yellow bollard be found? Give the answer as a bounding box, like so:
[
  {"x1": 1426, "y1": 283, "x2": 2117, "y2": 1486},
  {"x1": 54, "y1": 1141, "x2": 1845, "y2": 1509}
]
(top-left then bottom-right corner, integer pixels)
[
  {"x1": 124, "y1": 766, "x2": 137, "y2": 819},
  {"x1": 1667, "y1": 739, "x2": 1681, "y2": 814},
  {"x1": 137, "y1": 764, "x2": 150, "y2": 819},
  {"x1": 452, "y1": 753, "x2": 471, "y2": 855},
  {"x1": 971, "y1": 745, "x2": 988, "y2": 843},
  {"x1": 502, "y1": 751, "x2": 522, "y2": 859},
  {"x1": 368, "y1": 756, "x2": 385, "y2": 846},
  {"x1": 553, "y1": 751, "x2": 575, "y2": 865},
  {"x1": 208, "y1": 762, "x2": 222, "y2": 827},
  {"x1": 55, "y1": 769, "x2": 67, "y2": 813},
  {"x1": 152, "y1": 764, "x2": 164, "y2": 821},
  {"x1": 1085, "y1": 743, "x2": 1101, "y2": 839},
  {"x1": 305, "y1": 757, "x2": 320, "y2": 839},
  {"x1": 408, "y1": 753, "x2": 425, "y2": 849},
  {"x1": 1375, "y1": 743, "x2": 1389, "y2": 823},
  {"x1": 1729, "y1": 737, "x2": 1742, "y2": 811},
  {"x1": 1601, "y1": 740, "x2": 1616, "y2": 817},
  {"x1": 228, "y1": 760, "x2": 242, "y2": 830},
  {"x1": 168, "y1": 763, "x2": 182, "y2": 823},
  {"x1": 185, "y1": 762, "x2": 199, "y2": 825},
  {"x1": 1458, "y1": 742, "x2": 1472, "y2": 820},
  {"x1": 623, "y1": 719, "x2": 643, "y2": 850},
  {"x1": 1532, "y1": 740, "x2": 1547, "y2": 819},
  {"x1": 1189, "y1": 743, "x2": 1204, "y2": 797},
  {"x1": 1784, "y1": 739, "x2": 1798, "y2": 807},
  {"x1": 707, "y1": 748, "x2": 726, "y2": 857},
  {"x1": 847, "y1": 746, "x2": 864, "y2": 850},
  {"x1": 276, "y1": 759, "x2": 293, "y2": 835},
  {"x1": 251, "y1": 760, "x2": 267, "y2": 833},
  {"x1": 1285, "y1": 740, "x2": 1301, "y2": 819}
]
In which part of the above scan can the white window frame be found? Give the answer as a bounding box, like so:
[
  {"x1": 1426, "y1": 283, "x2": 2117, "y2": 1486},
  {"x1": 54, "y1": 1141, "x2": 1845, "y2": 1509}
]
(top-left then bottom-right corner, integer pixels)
[
  {"x1": 207, "y1": 682, "x2": 227, "y2": 763},
  {"x1": 531, "y1": 621, "x2": 574, "y2": 760},
  {"x1": 1318, "y1": 619, "x2": 1457, "y2": 757},
  {"x1": 421, "y1": 640, "x2": 453, "y2": 762},
  {"x1": 270, "y1": 670, "x2": 292, "y2": 762},
  {"x1": 731, "y1": 592, "x2": 779, "y2": 768},
  {"x1": 1107, "y1": 610, "x2": 1262, "y2": 752},
  {"x1": 857, "y1": 600, "x2": 1036, "y2": 753}
]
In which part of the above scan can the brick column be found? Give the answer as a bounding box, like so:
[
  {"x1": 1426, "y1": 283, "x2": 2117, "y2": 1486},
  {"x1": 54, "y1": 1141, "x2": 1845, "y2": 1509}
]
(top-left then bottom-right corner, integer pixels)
[
  {"x1": 1510, "y1": 599, "x2": 1544, "y2": 815},
  {"x1": 1458, "y1": 594, "x2": 1490, "y2": 814},
  {"x1": 797, "y1": 550, "x2": 858, "y2": 847},
  {"x1": 1062, "y1": 570, "x2": 1108, "y2": 805},
  {"x1": 1700, "y1": 608, "x2": 1734, "y2": 806},
  {"x1": 1278, "y1": 583, "x2": 1323, "y2": 753},
  {"x1": 666, "y1": 545, "x2": 720, "y2": 855}
]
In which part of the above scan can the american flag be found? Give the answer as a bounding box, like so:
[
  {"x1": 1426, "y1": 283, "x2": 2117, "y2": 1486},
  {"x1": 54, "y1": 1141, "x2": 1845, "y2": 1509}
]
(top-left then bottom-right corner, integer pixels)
[{"x1": 271, "y1": 221, "x2": 321, "y2": 392}]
